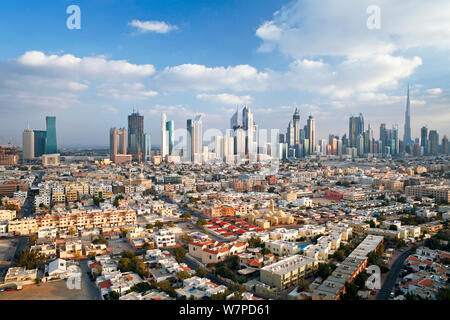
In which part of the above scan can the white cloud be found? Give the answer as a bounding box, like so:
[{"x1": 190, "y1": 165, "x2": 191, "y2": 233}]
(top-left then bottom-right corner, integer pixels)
[
  {"x1": 256, "y1": 0, "x2": 450, "y2": 59},
  {"x1": 18, "y1": 51, "x2": 155, "y2": 80},
  {"x1": 196, "y1": 93, "x2": 254, "y2": 105},
  {"x1": 269, "y1": 55, "x2": 422, "y2": 98},
  {"x1": 155, "y1": 64, "x2": 269, "y2": 92},
  {"x1": 128, "y1": 20, "x2": 178, "y2": 34},
  {"x1": 426, "y1": 88, "x2": 442, "y2": 95},
  {"x1": 97, "y1": 82, "x2": 158, "y2": 101}
]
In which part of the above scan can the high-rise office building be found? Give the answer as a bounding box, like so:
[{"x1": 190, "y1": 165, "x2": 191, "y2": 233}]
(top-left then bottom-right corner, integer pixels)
[
  {"x1": 45, "y1": 116, "x2": 57, "y2": 154},
  {"x1": 33, "y1": 130, "x2": 46, "y2": 157},
  {"x1": 420, "y1": 126, "x2": 428, "y2": 155},
  {"x1": 166, "y1": 120, "x2": 174, "y2": 156},
  {"x1": 143, "y1": 133, "x2": 152, "y2": 161},
  {"x1": 286, "y1": 120, "x2": 295, "y2": 148},
  {"x1": 306, "y1": 115, "x2": 315, "y2": 154},
  {"x1": 161, "y1": 113, "x2": 168, "y2": 157},
  {"x1": 22, "y1": 126, "x2": 34, "y2": 160},
  {"x1": 442, "y1": 136, "x2": 449, "y2": 155},
  {"x1": 403, "y1": 84, "x2": 412, "y2": 144},
  {"x1": 110, "y1": 128, "x2": 130, "y2": 163},
  {"x1": 349, "y1": 113, "x2": 364, "y2": 148},
  {"x1": 428, "y1": 130, "x2": 439, "y2": 155},
  {"x1": 187, "y1": 115, "x2": 203, "y2": 161},
  {"x1": 230, "y1": 107, "x2": 240, "y2": 130},
  {"x1": 242, "y1": 106, "x2": 256, "y2": 156},
  {"x1": 293, "y1": 108, "x2": 300, "y2": 146},
  {"x1": 128, "y1": 111, "x2": 144, "y2": 161}
]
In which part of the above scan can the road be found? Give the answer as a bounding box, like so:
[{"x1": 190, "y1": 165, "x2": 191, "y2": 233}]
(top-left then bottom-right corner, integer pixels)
[
  {"x1": 79, "y1": 259, "x2": 102, "y2": 300},
  {"x1": 376, "y1": 246, "x2": 416, "y2": 300}
]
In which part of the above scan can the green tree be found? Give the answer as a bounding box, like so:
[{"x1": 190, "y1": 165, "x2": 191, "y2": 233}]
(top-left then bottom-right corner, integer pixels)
[
  {"x1": 176, "y1": 270, "x2": 192, "y2": 281},
  {"x1": 196, "y1": 219, "x2": 207, "y2": 228},
  {"x1": 317, "y1": 263, "x2": 332, "y2": 279},
  {"x1": 154, "y1": 220, "x2": 164, "y2": 229},
  {"x1": 173, "y1": 246, "x2": 187, "y2": 263},
  {"x1": 14, "y1": 249, "x2": 46, "y2": 269},
  {"x1": 196, "y1": 267, "x2": 207, "y2": 277}
]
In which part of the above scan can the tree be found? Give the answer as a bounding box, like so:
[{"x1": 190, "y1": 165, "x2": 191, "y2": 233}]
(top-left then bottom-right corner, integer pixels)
[
  {"x1": 437, "y1": 288, "x2": 450, "y2": 300},
  {"x1": 130, "y1": 282, "x2": 152, "y2": 293},
  {"x1": 196, "y1": 267, "x2": 207, "y2": 278},
  {"x1": 146, "y1": 223, "x2": 153, "y2": 230},
  {"x1": 108, "y1": 291, "x2": 120, "y2": 300},
  {"x1": 176, "y1": 270, "x2": 191, "y2": 281},
  {"x1": 14, "y1": 249, "x2": 46, "y2": 269},
  {"x1": 196, "y1": 219, "x2": 207, "y2": 228},
  {"x1": 92, "y1": 235, "x2": 109, "y2": 246},
  {"x1": 180, "y1": 212, "x2": 191, "y2": 219},
  {"x1": 317, "y1": 263, "x2": 332, "y2": 279},
  {"x1": 297, "y1": 278, "x2": 310, "y2": 291},
  {"x1": 167, "y1": 221, "x2": 174, "y2": 228},
  {"x1": 173, "y1": 247, "x2": 186, "y2": 263},
  {"x1": 157, "y1": 280, "x2": 173, "y2": 293},
  {"x1": 154, "y1": 220, "x2": 164, "y2": 229},
  {"x1": 332, "y1": 250, "x2": 345, "y2": 262},
  {"x1": 113, "y1": 195, "x2": 124, "y2": 207},
  {"x1": 181, "y1": 234, "x2": 194, "y2": 243}
]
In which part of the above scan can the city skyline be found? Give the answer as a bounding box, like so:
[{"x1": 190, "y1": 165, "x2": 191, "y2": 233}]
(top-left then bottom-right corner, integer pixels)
[{"x1": 0, "y1": 0, "x2": 449, "y2": 146}]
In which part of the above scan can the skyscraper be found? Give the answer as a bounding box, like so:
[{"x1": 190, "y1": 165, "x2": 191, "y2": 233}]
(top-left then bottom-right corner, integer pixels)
[
  {"x1": 442, "y1": 136, "x2": 449, "y2": 155},
  {"x1": 349, "y1": 113, "x2": 364, "y2": 148},
  {"x1": 293, "y1": 108, "x2": 300, "y2": 146},
  {"x1": 128, "y1": 111, "x2": 144, "y2": 161},
  {"x1": 33, "y1": 130, "x2": 46, "y2": 157},
  {"x1": 286, "y1": 120, "x2": 295, "y2": 148},
  {"x1": 161, "y1": 113, "x2": 168, "y2": 157},
  {"x1": 429, "y1": 130, "x2": 439, "y2": 155},
  {"x1": 22, "y1": 126, "x2": 34, "y2": 160},
  {"x1": 45, "y1": 116, "x2": 57, "y2": 154},
  {"x1": 110, "y1": 128, "x2": 130, "y2": 163},
  {"x1": 143, "y1": 133, "x2": 152, "y2": 161},
  {"x1": 230, "y1": 107, "x2": 240, "y2": 130},
  {"x1": 403, "y1": 84, "x2": 412, "y2": 144},
  {"x1": 421, "y1": 126, "x2": 428, "y2": 155},
  {"x1": 166, "y1": 120, "x2": 174, "y2": 156},
  {"x1": 306, "y1": 115, "x2": 315, "y2": 154},
  {"x1": 242, "y1": 106, "x2": 255, "y2": 156},
  {"x1": 187, "y1": 115, "x2": 203, "y2": 161}
]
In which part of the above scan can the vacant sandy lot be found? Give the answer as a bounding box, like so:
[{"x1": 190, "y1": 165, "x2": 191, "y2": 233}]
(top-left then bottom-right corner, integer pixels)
[
  {"x1": 0, "y1": 238, "x2": 16, "y2": 267},
  {"x1": 0, "y1": 278, "x2": 91, "y2": 300}
]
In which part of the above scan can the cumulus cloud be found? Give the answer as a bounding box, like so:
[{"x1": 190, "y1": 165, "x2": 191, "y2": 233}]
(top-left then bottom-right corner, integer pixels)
[
  {"x1": 154, "y1": 64, "x2": 269, "y2": 92},
  {"x1": 256, "y1": 0, "x2": 450, "y2": 59},
  {"x1": 18, "y1": 51, "x2": 155, "y2": 80},
  {"x1": 128, "y1": 20, "x2": 178, "y2": 34},
  {"x1": 426, "y1": 88, "x2": 443, "y2": 95},
  {"x1": 196, "y1": 93, "x2": 254, "y2": 105}
]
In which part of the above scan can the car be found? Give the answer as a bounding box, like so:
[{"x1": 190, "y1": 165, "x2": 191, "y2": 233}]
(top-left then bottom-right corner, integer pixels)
[
  {"x1": 390, "y1": 292, "x2": 395, "y2": 298},
  {"x1": 370, "y1": 290, "x2": 377, "y2": 295}
]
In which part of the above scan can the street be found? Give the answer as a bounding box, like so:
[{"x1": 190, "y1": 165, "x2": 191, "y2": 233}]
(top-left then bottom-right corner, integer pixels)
[{"x1": 376, "y1": 246, "x2": 416, "y2": 300}]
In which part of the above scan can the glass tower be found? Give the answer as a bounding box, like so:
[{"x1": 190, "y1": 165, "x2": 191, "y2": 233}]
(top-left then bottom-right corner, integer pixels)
[
  {"x1": 44, "y1": 116, "x2": 57, "y2": 154},
  {"x1": 33, "y1": 130, "x2": 47, "y2": 157}
]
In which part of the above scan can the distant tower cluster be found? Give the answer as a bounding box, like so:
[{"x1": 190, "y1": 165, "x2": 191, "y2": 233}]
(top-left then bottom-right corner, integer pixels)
[{"x1": 21, "y1": 116, "x2": 58, "y2": 163}]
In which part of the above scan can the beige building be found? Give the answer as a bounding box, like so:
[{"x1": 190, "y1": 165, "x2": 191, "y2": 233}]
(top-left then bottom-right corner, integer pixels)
[
  {"x1": 0, "y1": 209, "x2": 16, "y2": 221},
  {"x1": 260, "y1": 255, "x2": 318, "y2": 289}
]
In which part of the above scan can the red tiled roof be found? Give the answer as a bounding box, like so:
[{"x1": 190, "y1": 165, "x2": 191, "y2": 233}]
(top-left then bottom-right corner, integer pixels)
[{"x1": 99, "y1": 280, "x2": 112, "y2": 289}]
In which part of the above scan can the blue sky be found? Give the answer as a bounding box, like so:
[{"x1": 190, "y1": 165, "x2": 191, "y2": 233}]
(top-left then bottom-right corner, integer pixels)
[{"x1": 0, "y1": 0, "x2": 449, "y2": 147}]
